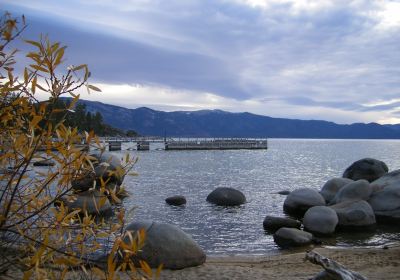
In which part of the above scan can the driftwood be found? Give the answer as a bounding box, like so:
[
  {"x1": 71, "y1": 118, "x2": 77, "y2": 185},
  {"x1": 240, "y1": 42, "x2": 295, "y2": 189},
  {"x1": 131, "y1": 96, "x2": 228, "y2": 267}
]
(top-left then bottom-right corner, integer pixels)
[{"x1": 305, "y1": 251, "x2": 367, "y2": 280}]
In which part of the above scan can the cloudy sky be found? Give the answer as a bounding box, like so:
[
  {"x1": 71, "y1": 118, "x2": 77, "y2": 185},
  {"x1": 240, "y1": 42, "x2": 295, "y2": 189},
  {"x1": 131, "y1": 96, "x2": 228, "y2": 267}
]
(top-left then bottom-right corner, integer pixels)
[{"x1": 3, "y1": 0, "x2": 400, "y2": 124}]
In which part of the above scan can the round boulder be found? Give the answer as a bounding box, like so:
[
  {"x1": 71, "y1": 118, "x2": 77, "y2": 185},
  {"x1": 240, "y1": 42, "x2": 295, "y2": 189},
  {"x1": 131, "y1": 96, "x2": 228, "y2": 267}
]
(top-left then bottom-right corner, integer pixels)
[
  {"x1": 368, "y1": 183, "x2": 400, "y2": 222},
  {"x1": 124, "y1": 221, "x2": 206, "y2": 269},
  {"x1": 263, "y1": 216, "x2": 301, "y2": 233},
  {"x1": 343, "y1": 158, "x2": 388, "y2": 182},
  {"x1": 330, "y1": 200, "x2": 376, "y2": 229},
  {"x1": 330, "y1": 179, "x2": 372, "y2": 205},
  {"x1": 57, "y1": 189, "x2": 112, "y2": 216},
  {"x1": 166, "y1": 195, "x2": 187, "y2": 206},
  {"x1": 91, "y1": 152, "x2": 125, "y2": 185},
  {"x1": 273, "y1": 227, "x2": 314, "y2": 248},
  {"x1": 303, "y1": 206, "x2": 338, "y2": 235},
  {"x1": 283, "y1": 188, "x2": 325, "y2": 217},
  {"x1": 206, "y1": 187, "x2": 246, "y2": 206},
  {"x1": 320, "y1": 177, "x2": 353, "y2": 204},
  {"x1": 371, "y1": 169, "x2": 400, "y2": 193}
]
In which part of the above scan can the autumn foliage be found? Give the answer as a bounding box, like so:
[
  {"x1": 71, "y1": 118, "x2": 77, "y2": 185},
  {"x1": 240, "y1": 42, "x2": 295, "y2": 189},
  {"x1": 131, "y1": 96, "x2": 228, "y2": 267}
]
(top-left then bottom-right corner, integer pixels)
[{"x1": 0, "y1": 12, "x2": 155, "y2": 279}]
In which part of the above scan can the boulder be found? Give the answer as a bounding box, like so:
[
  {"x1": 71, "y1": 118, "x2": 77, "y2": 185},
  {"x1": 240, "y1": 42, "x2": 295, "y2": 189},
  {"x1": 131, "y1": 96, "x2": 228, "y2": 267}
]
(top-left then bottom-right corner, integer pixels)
[
  {"x1": 71, "y1": 170, "x2": 96, "y2": 192},
  {"x1": 57, "y1": 189, "x2": 112, "y2": 216},
  {"x1": 370, "y1": 169, "x2": 400, "y2": 193},
  {"x1": 320, "y1": 178, "x2": 353, "y2": 203},
  {"x1": 165, "y1": 195, "x2": 187, "y2": 206},
  {"x1": 303, "y1": 206, "x2": 338, "y2": 235},
  {"x1": 206, "y1": 187, "x2": 246, "y2": 206},
  {"x1": 273, "y1": 227, "x2": 314, "y2": 248},
  {"x1": 91, "y1": 152, "x2": 125, "y2": 185},
  {"x1": 330, "y1": 180, "x2": 372, "y2": 204},
  {"x1": 343, "y1": 158, "x2": 388, "y2": 182},
  {"x1": 124, "y1": 221, "x2": 206, "y2": 269},
  {"x1": 283, "y1": 188, "x2": 325, "y2": 217},
  {"x1": 368, "y1": 184, "x2": 400, "y2": 222},
  {"x1": 330, "y1": 200, "x2": 376, "y2": 229},
  {"x1": 33, "y1": 159, "x2": 55, "y2": 167},
  {"x1": 263, "y1": 216, "x2": 301, "y2": 233}
]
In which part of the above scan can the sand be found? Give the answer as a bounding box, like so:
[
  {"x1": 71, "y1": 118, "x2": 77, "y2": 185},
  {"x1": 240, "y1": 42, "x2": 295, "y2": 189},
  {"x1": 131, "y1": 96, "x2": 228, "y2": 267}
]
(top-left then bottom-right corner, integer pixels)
[{"x1": 158, "y1": 245, "x2": 400, "y2": 280}]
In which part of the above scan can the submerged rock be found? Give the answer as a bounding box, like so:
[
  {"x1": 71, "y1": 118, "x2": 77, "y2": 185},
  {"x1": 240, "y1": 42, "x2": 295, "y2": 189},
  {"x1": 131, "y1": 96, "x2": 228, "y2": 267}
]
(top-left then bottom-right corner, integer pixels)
[
  {"x1": 57, "y1": 189, "x2": 112, "y2": 216},
  {"x1": 166, "y1": 195, "x2": 187, "y2": 206},
  {"x1": 263, "y1": 216, "x2": 301, "y2": 233},
  {"x1": 343, "y1": 158, "x2": 388, "y2": 182},
  {"x1": 206, "y1": 187, "x2": 246, "y2": 206},
  {"x1": 277, "y1": 190, "x2": 291, "y2": 195},
  {"x1": 283, "y1": 188, "x2": 325, "y2": 217},
  {"x1": 124, "y1": 221, "x2": 206, "y2": 269},
  {"x1": 303, "y1": 206, "x2": 338, "y2": 235},
  {"x1": 320, "y1": 178, "x2": 353, "y2": 204},
  {"x1": 330, "y1": 200, "x2": 376, "y2": 229},
  {"x1": 33, "y1": 159, "x2": 55, "y2": 167},
  {"x1": 273, "y1": 227, "x2": 314, "y2": 248}
]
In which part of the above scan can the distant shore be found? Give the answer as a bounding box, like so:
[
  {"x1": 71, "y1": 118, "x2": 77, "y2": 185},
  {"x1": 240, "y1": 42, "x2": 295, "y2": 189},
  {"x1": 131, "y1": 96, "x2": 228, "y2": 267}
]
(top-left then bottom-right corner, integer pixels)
[{"x1": 156, "y1": 244, "x2": 400, "y2": 280}]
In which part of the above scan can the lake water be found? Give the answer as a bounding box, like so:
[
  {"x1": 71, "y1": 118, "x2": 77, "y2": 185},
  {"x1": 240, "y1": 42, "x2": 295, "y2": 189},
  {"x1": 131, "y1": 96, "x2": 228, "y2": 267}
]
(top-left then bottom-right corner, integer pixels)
[{"x1": 118, "y1": 139, "x2": 400, "y2": 256}]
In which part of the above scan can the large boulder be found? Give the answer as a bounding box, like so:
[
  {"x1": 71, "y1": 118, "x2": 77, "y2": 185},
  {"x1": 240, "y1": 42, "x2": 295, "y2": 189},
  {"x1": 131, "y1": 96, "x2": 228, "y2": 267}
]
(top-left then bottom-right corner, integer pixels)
[
  {"x1": 57, "y1": 189, "x2": 112, "y2": 216},
  {"x1": 330, "y1": 200, "x2": 376, "y2": 229},
  {"x1": 370, "y1": 169, "x2": 400, "y2": 193},
  {"x1": 303, "y1": 206, "x2": 338, "y2": 235},
  {"x1": 273, "y1": 227, "x2": 314, "y2": 248},
  {"x1": 320, "y1": 178, "x2": 353, "y2": 204},
  {"x1": 91, "y1": 152, "x2": 125, "y2": 185},
  {"x1": 283, "y1": 188, "x2": 325, "y2": 217},
  {"x1": 165, "y1": 195, "x2": 187, "y2": 206},
  {"x1": 343, "y1": 158, "x2": 388, "y2": 182},
  {"x1": 124, "y1": 221, "x2": 206, "y2": 269},
  {"x1": 206, "y1": 187, "x2": 246, "y2": 206},
  {"x1": 368, "y1": 184, "x2": 400, "y2": 222},
  {"x1": 330, "y1": 180, "x2": 372, "y2": 204},
  {"x1": 263, "y1": 216, "x2": 301, "y2": 233}
]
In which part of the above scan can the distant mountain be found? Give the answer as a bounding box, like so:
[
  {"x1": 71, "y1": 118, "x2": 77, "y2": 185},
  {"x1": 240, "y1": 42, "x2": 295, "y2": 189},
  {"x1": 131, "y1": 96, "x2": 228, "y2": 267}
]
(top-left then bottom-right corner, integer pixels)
[{"x1": 72, "y1": 98, "x2": 400, "y2": 139}]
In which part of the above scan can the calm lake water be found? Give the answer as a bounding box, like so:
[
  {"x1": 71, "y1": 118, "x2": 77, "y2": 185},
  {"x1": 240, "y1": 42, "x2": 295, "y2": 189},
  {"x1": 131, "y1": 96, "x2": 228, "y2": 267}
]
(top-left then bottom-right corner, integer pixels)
[{"x1": 118, "y1": 139, "x2": 400, "y2": 256}]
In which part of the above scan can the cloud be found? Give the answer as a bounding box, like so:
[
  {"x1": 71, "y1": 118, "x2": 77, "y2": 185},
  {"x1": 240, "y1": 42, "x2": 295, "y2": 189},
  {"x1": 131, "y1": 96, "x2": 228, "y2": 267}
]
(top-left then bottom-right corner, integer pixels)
[{"x1": 3, "y1": 0, "x2": 400, "y2": 124}]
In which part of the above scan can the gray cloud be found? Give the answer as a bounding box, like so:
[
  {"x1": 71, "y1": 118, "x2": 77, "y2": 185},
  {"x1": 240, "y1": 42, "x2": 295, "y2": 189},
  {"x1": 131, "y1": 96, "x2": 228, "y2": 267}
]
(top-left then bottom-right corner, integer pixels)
[{"x1": 3, "y1": 0, "x2": 400, "y2": 123}]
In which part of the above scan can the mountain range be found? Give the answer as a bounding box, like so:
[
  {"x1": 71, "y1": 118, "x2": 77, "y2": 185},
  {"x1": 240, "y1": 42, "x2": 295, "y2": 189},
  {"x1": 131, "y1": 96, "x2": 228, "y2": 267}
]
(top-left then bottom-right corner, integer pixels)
[{"x1": 73, "y1": 98, "x2": 400, "y2": 139}]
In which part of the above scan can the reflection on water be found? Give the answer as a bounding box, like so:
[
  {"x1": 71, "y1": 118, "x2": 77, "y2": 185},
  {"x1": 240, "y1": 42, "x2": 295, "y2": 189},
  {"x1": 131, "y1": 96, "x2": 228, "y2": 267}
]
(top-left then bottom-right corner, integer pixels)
[{"x1": 117, "y1": 139, "x2": 400, "y2": 255}]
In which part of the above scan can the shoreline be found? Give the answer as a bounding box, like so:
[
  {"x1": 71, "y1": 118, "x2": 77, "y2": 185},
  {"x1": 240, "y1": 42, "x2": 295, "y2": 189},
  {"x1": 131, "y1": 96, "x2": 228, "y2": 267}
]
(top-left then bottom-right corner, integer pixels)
[{"x1": 156, "y1": 244, "x2": 400, "y2": 280}]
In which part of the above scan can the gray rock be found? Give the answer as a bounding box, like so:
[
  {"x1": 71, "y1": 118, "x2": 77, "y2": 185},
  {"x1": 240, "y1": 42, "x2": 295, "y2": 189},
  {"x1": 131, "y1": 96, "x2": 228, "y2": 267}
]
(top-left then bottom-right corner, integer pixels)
[
  {"x1": 320, "y1": 178, "x2": 353, "y2": 203},
  {"x1": 303, "y1": 206, "x2": 338, "y2": 235},
  {"x1": 263, "y1": 216, "x2": 301, "y2": 233},
  {"x1": 58, "y1": 189, "x2": 112, "y2": 216},
  {"x1": 33, "y1": 159, "x2": 55, "y2": 167},
  {"x1": 166, "y1": 195, "x2": 187, "y2": 206},
  {"x1": 330, "y1": 200, "x2": 376, "y2": 228},
  {"x1": 370, "y1": 169, "x2": 400, "y2": 193},
  {"x1": 368, "y1": 183, "x2": 400, "y2": 222},
  {"x1": 206, "y1": 187, "x2": 246, "y2": 206},
  {"x1": 343, "y1": 158, "x2": 388, "y2": 182},
  {"x1": 277, "y1": 190, "x2": 291, "y2": 195},
  {"x1": 71, "y1": 170, "x2": 96, "y2": 192},
  {"x1": 283, "y1": 188, "x2": 326, "y2": 217},
  {"x1": 330, "y1": 180, "x2": 372, "y2": 204},
  {"x1": 125, "y1": 221, "x2": 206, "y2": 269},
  {"x1": 91, "y1": 152, "x2": 125, "y2": 185},
  {"x1": 273, "y1": 227, "x2": 314, "y2": 248}
]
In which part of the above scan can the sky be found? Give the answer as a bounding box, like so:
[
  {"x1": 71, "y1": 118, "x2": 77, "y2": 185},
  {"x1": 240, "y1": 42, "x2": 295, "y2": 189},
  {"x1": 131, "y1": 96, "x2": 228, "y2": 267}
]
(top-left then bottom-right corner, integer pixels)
[{"x1": 3, "y1": 0, "x2": 400, "y2": 124}]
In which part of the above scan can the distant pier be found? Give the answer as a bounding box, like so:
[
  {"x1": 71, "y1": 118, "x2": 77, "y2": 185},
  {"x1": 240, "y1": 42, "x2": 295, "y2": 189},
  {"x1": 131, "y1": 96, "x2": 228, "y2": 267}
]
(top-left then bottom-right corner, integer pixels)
[{"x1": 96, "y1": 137, "x2": 268, "y2": 151}]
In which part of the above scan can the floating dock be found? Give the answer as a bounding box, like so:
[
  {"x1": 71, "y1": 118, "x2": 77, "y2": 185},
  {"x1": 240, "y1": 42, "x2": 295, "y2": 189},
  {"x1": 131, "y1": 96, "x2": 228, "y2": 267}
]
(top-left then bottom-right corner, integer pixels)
[{"x1": 96, "y1": 137, "x2": 268, "y2": 151}]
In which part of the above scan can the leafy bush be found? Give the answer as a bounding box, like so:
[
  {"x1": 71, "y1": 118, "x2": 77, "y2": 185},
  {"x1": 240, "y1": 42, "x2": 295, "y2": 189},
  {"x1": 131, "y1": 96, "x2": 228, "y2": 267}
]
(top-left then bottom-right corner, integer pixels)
[{"x1": 0, "y1": 12, "x2": 155, "y2": 279}]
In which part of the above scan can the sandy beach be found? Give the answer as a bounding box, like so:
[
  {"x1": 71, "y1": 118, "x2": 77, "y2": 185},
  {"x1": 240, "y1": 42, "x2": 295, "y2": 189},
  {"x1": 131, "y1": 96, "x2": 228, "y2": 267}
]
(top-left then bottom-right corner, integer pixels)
[{"x1": 158, "y1": 244, "x2": 400, "y2": 280}]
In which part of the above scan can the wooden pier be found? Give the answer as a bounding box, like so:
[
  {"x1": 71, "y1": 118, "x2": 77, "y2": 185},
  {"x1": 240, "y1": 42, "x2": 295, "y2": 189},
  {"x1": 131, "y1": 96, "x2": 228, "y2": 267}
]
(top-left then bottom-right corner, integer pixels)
[{"x1": 96, "y1": 137, "x2": 268, "y2": 151}]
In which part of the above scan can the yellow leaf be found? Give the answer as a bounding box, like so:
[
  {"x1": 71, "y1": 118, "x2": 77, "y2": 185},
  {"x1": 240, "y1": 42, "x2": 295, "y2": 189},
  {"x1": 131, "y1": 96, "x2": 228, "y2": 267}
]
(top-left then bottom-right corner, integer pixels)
[
  {"x1": 87, "y1": 84, "x2": 102, "y2": 92},
  {"x1": 24, "y1": 68, "x2": 29, "y2": 85},
  {"x1": 31, "y1": 115, "x2": 42, "y2": 127},
  {"x1": 139, "y1": 260, "x2": 152, "y2": 278},
  {"x1": 25, "y1": 39, "x2": 41, "y2": 48},
  {"x1": 71, "y1": 64, "x2": 87, "y2": 71},
  {"x1": 30, "y1": 64, "x2": 48, "y2": 73},
  {"x1": 54, "y1": 47, "x2": 65, "y2": 66},
  {"x1": 31, "y1": 76, "x2": 37, "y2": 94}
]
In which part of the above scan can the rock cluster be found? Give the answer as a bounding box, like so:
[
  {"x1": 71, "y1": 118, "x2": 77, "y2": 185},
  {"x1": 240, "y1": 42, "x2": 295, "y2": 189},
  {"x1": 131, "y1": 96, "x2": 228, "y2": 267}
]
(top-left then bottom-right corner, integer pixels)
[{"x1": 270, "y1": 158, "x2": 399, "y2": 248}]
